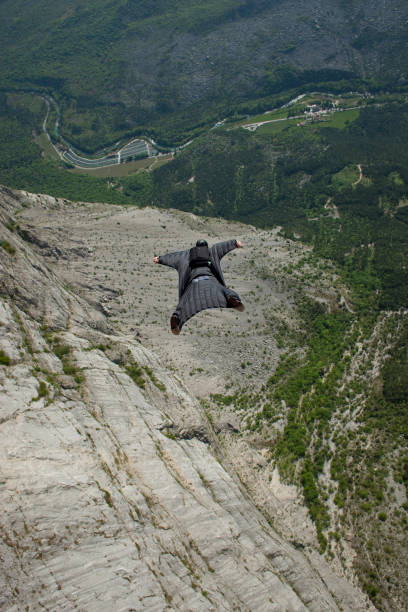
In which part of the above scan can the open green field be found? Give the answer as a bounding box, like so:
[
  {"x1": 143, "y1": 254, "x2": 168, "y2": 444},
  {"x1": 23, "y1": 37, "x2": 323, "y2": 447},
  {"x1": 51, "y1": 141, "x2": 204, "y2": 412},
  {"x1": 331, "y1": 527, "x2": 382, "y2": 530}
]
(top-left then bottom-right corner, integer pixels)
[
  {"x1": 331, "y1": 164, "x2": 361, "y2": 189},
  {"x1": 256, "y1": 117, "x2": 301, "y2": 135},
  {"x1": 236, "y1": 108, "x2": 289, "y2": 126},
  {"x1": 255, "y1": 107, "x2": 360, "y2": 136},
  {"x1": 37, "y1": 133, "x2": 61, "y2": 161},
  {"x1": 323, "y1": 108, "x2": 360, "y2": 128}
]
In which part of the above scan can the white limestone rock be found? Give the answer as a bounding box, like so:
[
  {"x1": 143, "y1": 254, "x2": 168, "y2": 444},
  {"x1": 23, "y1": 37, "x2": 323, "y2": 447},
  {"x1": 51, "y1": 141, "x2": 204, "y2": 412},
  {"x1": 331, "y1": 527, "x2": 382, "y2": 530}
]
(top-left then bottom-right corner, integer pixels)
[{"x1": 0, "y1": 187, "x2": 373, "y2": 611}]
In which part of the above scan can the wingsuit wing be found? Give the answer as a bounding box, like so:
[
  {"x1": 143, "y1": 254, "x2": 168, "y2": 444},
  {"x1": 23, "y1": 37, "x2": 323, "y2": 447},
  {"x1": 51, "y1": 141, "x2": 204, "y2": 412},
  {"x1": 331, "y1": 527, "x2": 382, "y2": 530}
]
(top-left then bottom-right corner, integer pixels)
[
  {"x1": 211, "y1": 239, "x2": 238, "y2": 260},
  {"x1": 158, "y1": 249, "x2": 191, "y2": 298},
  {"x1": 209, "y1": 239, "x2": 238, "y2": 287},
  {"x1": 158, "y1": 240, "x2": 238, "y2": 301},
  {"x1": 158, "y1": 250, "x2": 185, "y2": 270}
]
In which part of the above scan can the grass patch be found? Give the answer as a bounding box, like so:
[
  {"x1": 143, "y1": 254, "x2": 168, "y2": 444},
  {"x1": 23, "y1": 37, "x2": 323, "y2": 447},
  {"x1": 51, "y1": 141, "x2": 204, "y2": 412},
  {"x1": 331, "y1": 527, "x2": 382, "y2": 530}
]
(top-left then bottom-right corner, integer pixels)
[
  {"x1": 33, "y1": 380, "x2": 48, "y2": 401},
  {"x1": 47, "y1": 338, "x2": 84, "y2": 385},
  {"x1": 37, "y1": 133, "x2": 61, "y2": 161},
  {"x1": 0, "y1": 350, "x2": 11, "y2": 366},
  {"x1": 254, "y1": 108, "x2": 359, "y2": 136},
  {"x1": 236, "y1": 108, "x2": 289, "y2": 126},
  {"x1": 53, "y1": 343, "x2": 71, "y2": 359},
  {"x1": 332, "y1": 165, "x2": 361, "y2": 190},
  {"x1": 254, "y1": 117, "x2": 300, "y2": 135},
  {"x1": 210, "y1": 393, "x2": 235, "y2": 406},
  {"x1": 96, "y1": 343, "x2": 111, "y2": 352},
  {"x1": 324, "y1": 108, "x2": 360, "y2": 129},
  {"x1": 5, "y1": 221, "x2": 17, "y2": 232},
  {"x1": 125, "y1": 361, "x2": 145, "y2": 388},
  {"x1": 143, "y1": 365, "x2": 166, "y2": 392},
  {"x1": 1, "y1": 240, "x2": 16, "y2": 255}
]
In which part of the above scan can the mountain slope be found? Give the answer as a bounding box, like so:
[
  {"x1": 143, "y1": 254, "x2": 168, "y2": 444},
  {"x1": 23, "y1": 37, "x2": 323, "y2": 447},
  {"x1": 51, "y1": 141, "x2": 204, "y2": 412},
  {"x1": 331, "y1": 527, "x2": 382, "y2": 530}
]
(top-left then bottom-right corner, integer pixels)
[
  {"x1": 0, "y1": 186, "x2": 373, "y2": 610},
  {"x1": 1, "y1": 0, "x2": 408, "y2": 148},
  {"x1": 148, "y1": 99, "x2": 408, "y2": 609}
]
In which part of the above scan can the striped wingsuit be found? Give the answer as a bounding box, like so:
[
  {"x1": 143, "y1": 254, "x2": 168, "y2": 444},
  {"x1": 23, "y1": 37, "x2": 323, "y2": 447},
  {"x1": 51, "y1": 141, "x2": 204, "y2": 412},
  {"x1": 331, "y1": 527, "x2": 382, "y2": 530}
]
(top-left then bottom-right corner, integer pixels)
[{"x1": 157, "y1": 239, "x2": 242, "y2": 331}]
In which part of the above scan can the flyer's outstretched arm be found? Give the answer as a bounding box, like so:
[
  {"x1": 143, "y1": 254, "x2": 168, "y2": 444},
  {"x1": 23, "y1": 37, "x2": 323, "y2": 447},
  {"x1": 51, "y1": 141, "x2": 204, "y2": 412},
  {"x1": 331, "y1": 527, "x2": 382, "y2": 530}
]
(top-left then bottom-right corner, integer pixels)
[
  {"x1": 211, "y1": 239, "x2": 242, "y2": 261},
  {"x1": 153, "y1": 250, "x2": 184, "y2": 269}
]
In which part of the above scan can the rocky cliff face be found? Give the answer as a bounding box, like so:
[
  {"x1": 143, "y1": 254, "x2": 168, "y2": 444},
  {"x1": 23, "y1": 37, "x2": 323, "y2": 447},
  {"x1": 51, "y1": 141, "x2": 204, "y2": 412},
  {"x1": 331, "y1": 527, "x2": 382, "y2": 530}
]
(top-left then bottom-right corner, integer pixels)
[{"x1": 0, "y1": 186, "x2": 372, "y2": 610}]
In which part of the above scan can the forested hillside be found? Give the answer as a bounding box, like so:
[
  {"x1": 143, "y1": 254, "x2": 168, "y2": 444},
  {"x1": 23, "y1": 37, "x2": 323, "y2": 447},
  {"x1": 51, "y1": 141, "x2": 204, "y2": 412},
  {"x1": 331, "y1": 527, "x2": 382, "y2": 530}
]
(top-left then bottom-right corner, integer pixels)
[
  {"x1": 153, "y1": 102, "x2": 408, "y2": 309},
  {"x1": 1, "y1": 0, "x2": 408, "y2": 148},
  {"x1": 152, "y1": 100, "x2": 408, "y2": 608},
  {"x1": 0, "y1": 92, "x2": 151, "y2": 205}
]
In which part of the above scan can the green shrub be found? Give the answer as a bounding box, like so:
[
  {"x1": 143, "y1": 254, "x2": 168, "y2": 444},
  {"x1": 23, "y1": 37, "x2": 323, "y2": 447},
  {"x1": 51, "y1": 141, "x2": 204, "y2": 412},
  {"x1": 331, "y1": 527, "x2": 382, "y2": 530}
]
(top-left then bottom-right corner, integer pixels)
[
  {"x1": 1, "y1": 240, "x2": 16, "y2": 255},
  {"x1": 143, "y1": 365, "x2": 166, "y2": 392},
  {"x1": 38, "y1": 381, "x2": 48, "y2": 397},
  {"x1": 96, "y1": 343, "x2": 110, "y2": 352},
  {"x1": 125, "y1": 362, "x2": 145, "y2": 388},
  {"x1": 33, "y1": 380, "x2": 48, "y2": 401},
  {"x1": 53, "y1": 344, "x2": 71, "y2": 359},
  {"x1": 210, "y1": 393, "x2": 235, "y2": 406},
  {"x1": 0, "y1": 350, "x2": 11, "y2": 366},
  {"x1": 364, "y1": 583, "x2": 378, "y2": 599},
  {"x1": 279, "y1": 420, "x2": 307, "y2": 458}
]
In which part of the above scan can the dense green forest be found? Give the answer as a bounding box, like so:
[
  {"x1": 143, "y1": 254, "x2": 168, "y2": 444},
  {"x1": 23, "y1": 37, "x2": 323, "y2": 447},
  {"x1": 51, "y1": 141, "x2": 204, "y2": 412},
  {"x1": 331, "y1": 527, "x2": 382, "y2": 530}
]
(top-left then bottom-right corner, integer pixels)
[
  {"x1": 153, "y1": 102, "x2": 408, "y2": 310},
  {"x1": 153, "y1": 102, "x2": 408, "y2": 607},
  {"x1": 0, "y1": 93, "x2": 151, "y2": 205},
  {"x1": 1, "y1": 0, "x2": 407, "y2": 149}
]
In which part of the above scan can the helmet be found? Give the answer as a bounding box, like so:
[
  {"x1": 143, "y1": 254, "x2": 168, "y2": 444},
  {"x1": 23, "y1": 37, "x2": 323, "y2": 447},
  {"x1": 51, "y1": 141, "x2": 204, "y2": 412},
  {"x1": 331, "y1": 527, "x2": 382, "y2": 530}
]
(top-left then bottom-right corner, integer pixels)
[{"x1": 196, "y1": 239, "x2": 208, "y2": 247}]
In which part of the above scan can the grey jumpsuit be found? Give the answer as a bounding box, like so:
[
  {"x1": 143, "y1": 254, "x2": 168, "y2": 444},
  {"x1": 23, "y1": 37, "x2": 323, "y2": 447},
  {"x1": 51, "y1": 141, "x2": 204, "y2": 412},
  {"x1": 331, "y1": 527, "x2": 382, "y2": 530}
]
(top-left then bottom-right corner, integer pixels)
[{"x1": 158, "y1": 239, "x2": 242, "y2": 330}]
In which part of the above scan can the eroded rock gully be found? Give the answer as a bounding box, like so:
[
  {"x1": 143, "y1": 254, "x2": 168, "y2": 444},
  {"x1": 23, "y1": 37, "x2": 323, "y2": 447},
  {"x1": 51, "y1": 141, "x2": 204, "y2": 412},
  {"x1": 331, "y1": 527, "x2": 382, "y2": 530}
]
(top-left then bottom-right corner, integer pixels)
[{"x1": 0, "y1": 187, "x2": 372, "y2": 610}]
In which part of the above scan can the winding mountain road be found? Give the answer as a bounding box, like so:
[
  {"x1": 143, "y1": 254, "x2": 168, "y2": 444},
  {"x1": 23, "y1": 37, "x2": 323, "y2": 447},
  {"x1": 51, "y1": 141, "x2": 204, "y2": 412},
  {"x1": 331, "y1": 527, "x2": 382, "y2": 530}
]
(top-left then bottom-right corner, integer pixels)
[{"x1": 39, "y1": 92, "x2": 363, "y2": 169}]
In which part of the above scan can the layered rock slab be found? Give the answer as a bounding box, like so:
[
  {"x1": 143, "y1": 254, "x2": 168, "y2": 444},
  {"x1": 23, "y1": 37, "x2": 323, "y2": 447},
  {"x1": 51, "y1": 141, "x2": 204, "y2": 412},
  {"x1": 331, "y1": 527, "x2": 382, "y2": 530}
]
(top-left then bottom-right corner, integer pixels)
[{"x1": 0, "y1": 187, "x2": 371, "y2": 610}]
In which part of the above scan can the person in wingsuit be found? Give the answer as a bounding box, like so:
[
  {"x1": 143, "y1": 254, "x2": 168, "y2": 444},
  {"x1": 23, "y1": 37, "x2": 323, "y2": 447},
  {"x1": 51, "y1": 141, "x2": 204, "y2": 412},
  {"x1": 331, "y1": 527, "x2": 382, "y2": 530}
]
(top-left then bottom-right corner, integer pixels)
[{"x1": 153, "y1": 239, "x2": 244, "y2": 335}]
